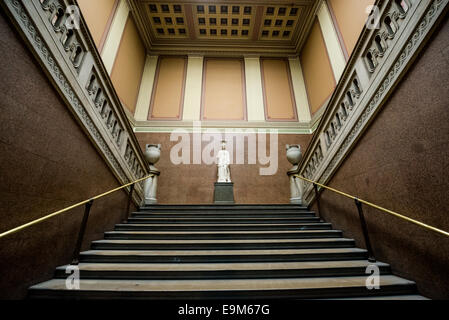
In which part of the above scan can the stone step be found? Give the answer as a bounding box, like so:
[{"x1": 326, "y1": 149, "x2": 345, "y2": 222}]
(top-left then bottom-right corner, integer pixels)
[
  {"x1": 324, "y1": 295, "x2": 429, "y2": 300},
  {"x1": 53, "y1": 260, "x2": 391, "y2": 280},
  {"x1": 91, "y1": 238, "x2": 356, "y2": 251},
  {"x1": 28, "y1": 275, "x2": 417, "y2": 299},
  {"x1": 131, "y1": 212, "x2": 316, "y2": 218},
  {"x1": 114, "y1": 223, "x2": 333, "y2": 231},
  {"x1": 126, "y1": 217, "x2": 322, "y2": 224},
  {"x1": 139, "y1": 204, "x2": 308, "y2": 211},
  {"x1": 79, "y1": 248, "x2": 368, "y2": 263},
  {"x1": 104, "y1": 229, "x2": 343, "y2": 240}
]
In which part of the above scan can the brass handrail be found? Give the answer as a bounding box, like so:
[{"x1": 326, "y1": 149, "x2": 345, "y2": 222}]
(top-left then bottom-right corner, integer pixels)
[
  {"x1": 0, "y1": 174, "x2": 154, "y2": 239},
  {"x1": 295, "y1": 174, "x2": 449, "y2": 238}
]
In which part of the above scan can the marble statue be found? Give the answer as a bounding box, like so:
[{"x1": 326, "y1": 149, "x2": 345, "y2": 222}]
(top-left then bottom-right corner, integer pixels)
[{"x1": 217, "y1": 140, "x2": 231, "y2": 183}]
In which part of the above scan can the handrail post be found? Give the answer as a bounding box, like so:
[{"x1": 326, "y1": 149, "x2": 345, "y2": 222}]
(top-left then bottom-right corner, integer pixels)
[
  {"x1": 71, "y1": 199, "x2": 94, "y2": 265},
  {"x1": 123, "y1": 183, "x2": 135, "y2": 223},
  {"x1": 313, "y1": 183, "x2": 321, "y2": 219},
  {"x1": 355, "y1": 198, "x2": 376, "y2": 262}
]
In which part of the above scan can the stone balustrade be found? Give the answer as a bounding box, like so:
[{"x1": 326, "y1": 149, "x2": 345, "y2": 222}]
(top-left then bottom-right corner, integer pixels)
[
  {"x1": 1, "y1": 0, "x2": 151, "y2": 203},
  {"x1": 297, "y1": 0, "x2": 448, "y2": 205}
]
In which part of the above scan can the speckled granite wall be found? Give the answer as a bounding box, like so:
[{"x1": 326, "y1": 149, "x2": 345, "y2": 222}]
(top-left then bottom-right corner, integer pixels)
[
  {"x1": 136, "y1": 132, "x2": 312, "y2": 204},
  {"x1": 0, "y1": 12, "x2": 134, "y2": 299},
  {"x1": 310, "y1": 16, "x2": 449, "y2": 299}
]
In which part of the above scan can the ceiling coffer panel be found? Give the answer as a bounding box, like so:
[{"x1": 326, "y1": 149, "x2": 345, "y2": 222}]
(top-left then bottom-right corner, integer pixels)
[{"x1": 129, "y1": 1, "x2": 319, "y2": 55}]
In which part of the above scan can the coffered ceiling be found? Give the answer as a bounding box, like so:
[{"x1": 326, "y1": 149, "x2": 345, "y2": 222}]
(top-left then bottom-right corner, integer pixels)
[{"x1": 128, "y1": 0, "x2": 320, "y2": 56}]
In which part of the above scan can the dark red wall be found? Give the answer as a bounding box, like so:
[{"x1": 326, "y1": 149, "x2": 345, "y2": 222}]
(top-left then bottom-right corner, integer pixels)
[
  {"x1": 0, "y1": 12, "x2": 133, "y2": 299},
  {"x1": 311, "y1": 16, "x2": 449, "y2": 299},
  {"x1": 135, "y1": 132, "x2": 312, "y2": 204}
]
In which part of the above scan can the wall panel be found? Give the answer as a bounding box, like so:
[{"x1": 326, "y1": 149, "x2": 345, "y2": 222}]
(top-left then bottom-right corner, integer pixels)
[
  {"x1": 110, "y1": 16, "x2": 146, "y2": 114},
  {"x1": 149, "y1": 56, "x2": 187, "y2": 120},
  {"x1": 202, "y1": 58, "x2": 246, "y2": 121},
  {"x1": 300, "y1": 19, "x2": 335, "y2": 115},
  {"x1": 260, "y1": 58, "x2": 297, "y2": 121},
  {"x1": 327, "y1": 0, "x2": 375, "y2": 56},
  {"x1": 78, "y1": 0, "x2": 118, "y2": 51}
]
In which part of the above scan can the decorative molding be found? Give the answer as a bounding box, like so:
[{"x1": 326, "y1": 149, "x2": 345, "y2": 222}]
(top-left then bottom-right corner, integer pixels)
[
  {"x1": 298, "y1": 0, "x2": 449, "y2": 204},
  {"x1": 1, "y1": 0, "x2": 150, "y2": 204}
]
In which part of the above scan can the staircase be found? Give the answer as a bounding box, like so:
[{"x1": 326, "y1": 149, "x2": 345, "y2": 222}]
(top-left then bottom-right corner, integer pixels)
[{"x1": 28, "y1": 205, "x2": 426, "y2": 299}]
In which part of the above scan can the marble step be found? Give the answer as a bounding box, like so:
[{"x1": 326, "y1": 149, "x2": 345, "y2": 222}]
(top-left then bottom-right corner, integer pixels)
[
  {"x1": 126, "y1": 216, "x2": 322, "y2": 224},
  {"x1": 131, "y1": 211, "x2": 317, "y2": 218},
  {"x1": 139, "y1": 204, "x2": 308, "y2": 211},
  {"x1": 53, "y1": 260, "x2": 391, "y2": 280},
  {"x1": 79, "y1": 248, "x2": 368, "y2": 263},
  {"x1": 114, "y1": 223, "x2": 333, "y2": 231},
  {"x1": 104, "y1": 229, "x2": 343, "y2": 240},
  {"x1": 28, "y1": 275, "x2": 417, "y2": 299},
  {"x1": 91, "y1": 238, "x2": 356, "y2": 250}
]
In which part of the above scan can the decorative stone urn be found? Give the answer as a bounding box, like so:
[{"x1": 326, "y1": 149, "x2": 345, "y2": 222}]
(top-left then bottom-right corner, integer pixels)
[
  {"x1": 142, "y1": 144, "x2": 161, "y2": 206},
  {"x1": 286, "y1": 144, "x2": 303, "y2": 205},
  {"x1": 286, "y1": 144, "x2": 302, "y2": 166},
  {"x1": 144, "y1": 144, "x2": 161, "y2": 165}
]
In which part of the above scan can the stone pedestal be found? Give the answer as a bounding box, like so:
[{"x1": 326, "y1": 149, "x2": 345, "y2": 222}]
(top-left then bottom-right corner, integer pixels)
[{"x1": 213, "y1": 182, "x2": 235, "y2": 204}]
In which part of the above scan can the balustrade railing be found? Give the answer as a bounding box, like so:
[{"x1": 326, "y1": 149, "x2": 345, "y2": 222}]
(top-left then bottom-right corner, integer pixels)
[
  {"x1": 298, "y1": 0, "x2": 448, "y2": 205},
  {"x1": 1, "y1": 0, "x2": 149, "y2": 203}
]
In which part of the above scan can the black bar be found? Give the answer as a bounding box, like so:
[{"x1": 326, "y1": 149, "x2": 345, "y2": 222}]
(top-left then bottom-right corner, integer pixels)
[
  {"x1": 123, "y1": 183, "x2": 135, "y2": 223},
  {"x1": 355, "y1": 198, "x2": 376, "y2": 262},
  {"x1": 71, "y1": 200, "x2": 94, "y2": 265},
  {"x1": 313, "y1": 183, "x2": 321, "y2": 219}
]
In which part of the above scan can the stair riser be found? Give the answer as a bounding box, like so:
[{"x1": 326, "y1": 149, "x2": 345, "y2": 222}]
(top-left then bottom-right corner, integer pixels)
[
  {"x1": 114, "y1": 225, "x2": 332, "y2": 232},
  {"x1": 79, "y1": 252, "x2": 367, "y2": 263},
  {"x1": 28, "y1": 284, "x2": 417, "y2": 300},
  {"x1": 126, "y1": 218, "x2": 321, "y2": 224},
  {"x1": 104, "y1": 233, "x2": 343, "y2": 240},
  {"x1": 53, "y1": 266, "x2": 391, "y2": 280},
  {"x1": 139, "y1": 205, "x2": 307, "y2": 210},
  {"x1": 91, "y1": 242, "x2": 356, "y2": 251},
  {"x1": 131, "y1": 213, "x2": 316, "y2": 218}
]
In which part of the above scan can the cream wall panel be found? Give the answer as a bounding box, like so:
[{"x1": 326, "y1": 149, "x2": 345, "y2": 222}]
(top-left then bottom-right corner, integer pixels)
[
  {"x1": 182, "y1": 56, "x2": 204, "y2": 121},
  {"x1": 317, "y1": 1, "x2": 346, "y2": 82},
  {"x1": 101, "y1": 0, "x2": 129, "y2": 74},
  {"x1": 288, "y1": 57, "x2": 312, "y2": 123},
  {"x1": 135, "y1": 55, "x2": 158, "y2": 121},
  {"x1": 244, "y1": 57, "x2": 265, "y2": 122}
]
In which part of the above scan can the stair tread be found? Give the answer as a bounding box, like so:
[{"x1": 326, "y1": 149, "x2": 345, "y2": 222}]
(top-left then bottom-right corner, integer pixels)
[
  {"x1": 30, "y1": 275, "x2": 414, "y2": 292},
  {"x1": 93, "y1": 238, "x2": 354, "y2": 244},
  {"x1": 105, "y1": 230, "x2": 341, "y2": 235},
  {"x1": 56, "y1": 260, "x2": 389, "y2": 272},
  {"x1": 81, "y1": 248, "x2": 366, "y2": 256},
  {"x1": 129, "y1": 217, "x2": 319, "y2": 220},
  {"x1": 325, "y1": 295, "x2": 428, "y2": 300},
  {"x1": 117, "y1": 223, "x2": 330, "y2": 227}
]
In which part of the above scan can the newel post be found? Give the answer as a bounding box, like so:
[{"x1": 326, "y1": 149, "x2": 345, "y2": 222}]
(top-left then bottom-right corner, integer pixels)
[
  {"x1": 142, "y1": 144, "x2": 161, "y2": 205},
  {"x1": 286, "y1": 144, "x2": 303, "y2": 205}
]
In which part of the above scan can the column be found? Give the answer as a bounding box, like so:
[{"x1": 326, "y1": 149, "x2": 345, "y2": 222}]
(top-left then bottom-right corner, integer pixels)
[
  {"x1": 134, "y1": 55, "x2": 158, "y2": 121},
  {"x1": 182, "y1": 55, "x2": 204, "y2": 121},
  {"x1": 244, "y1": 56, "x2": 265, "y2": 122},
  {"x1": 101, "y1": 0, "x2": 130, "y2": 74},
  {"x1": 288, "y1": 56, "x2": 312, "y2": 123},
  {"x1": 317, "y1": 1, "x2": 346, "y2": 82}
]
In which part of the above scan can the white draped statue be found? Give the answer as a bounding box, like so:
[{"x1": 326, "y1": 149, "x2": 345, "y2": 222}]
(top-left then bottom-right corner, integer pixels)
[{"x1": 217, "y1": 141, "x2": 231, "y2": 183}]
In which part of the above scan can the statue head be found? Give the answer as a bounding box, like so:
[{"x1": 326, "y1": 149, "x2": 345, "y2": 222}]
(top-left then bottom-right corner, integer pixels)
[{"x1": 221, "y1": 140, "x2": 226, "y2": 150}]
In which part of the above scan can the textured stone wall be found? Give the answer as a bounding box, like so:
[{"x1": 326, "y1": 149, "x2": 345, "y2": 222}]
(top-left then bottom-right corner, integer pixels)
[
  {"x1": 0, "y1": 12, "x2": 133, "y2": 299},
  {"x1": 310, "y1": 15, "x2": 449, "y2": 299},
  {"x1": 136, "y1": 132, "x2": 312, "y2": 204}
]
